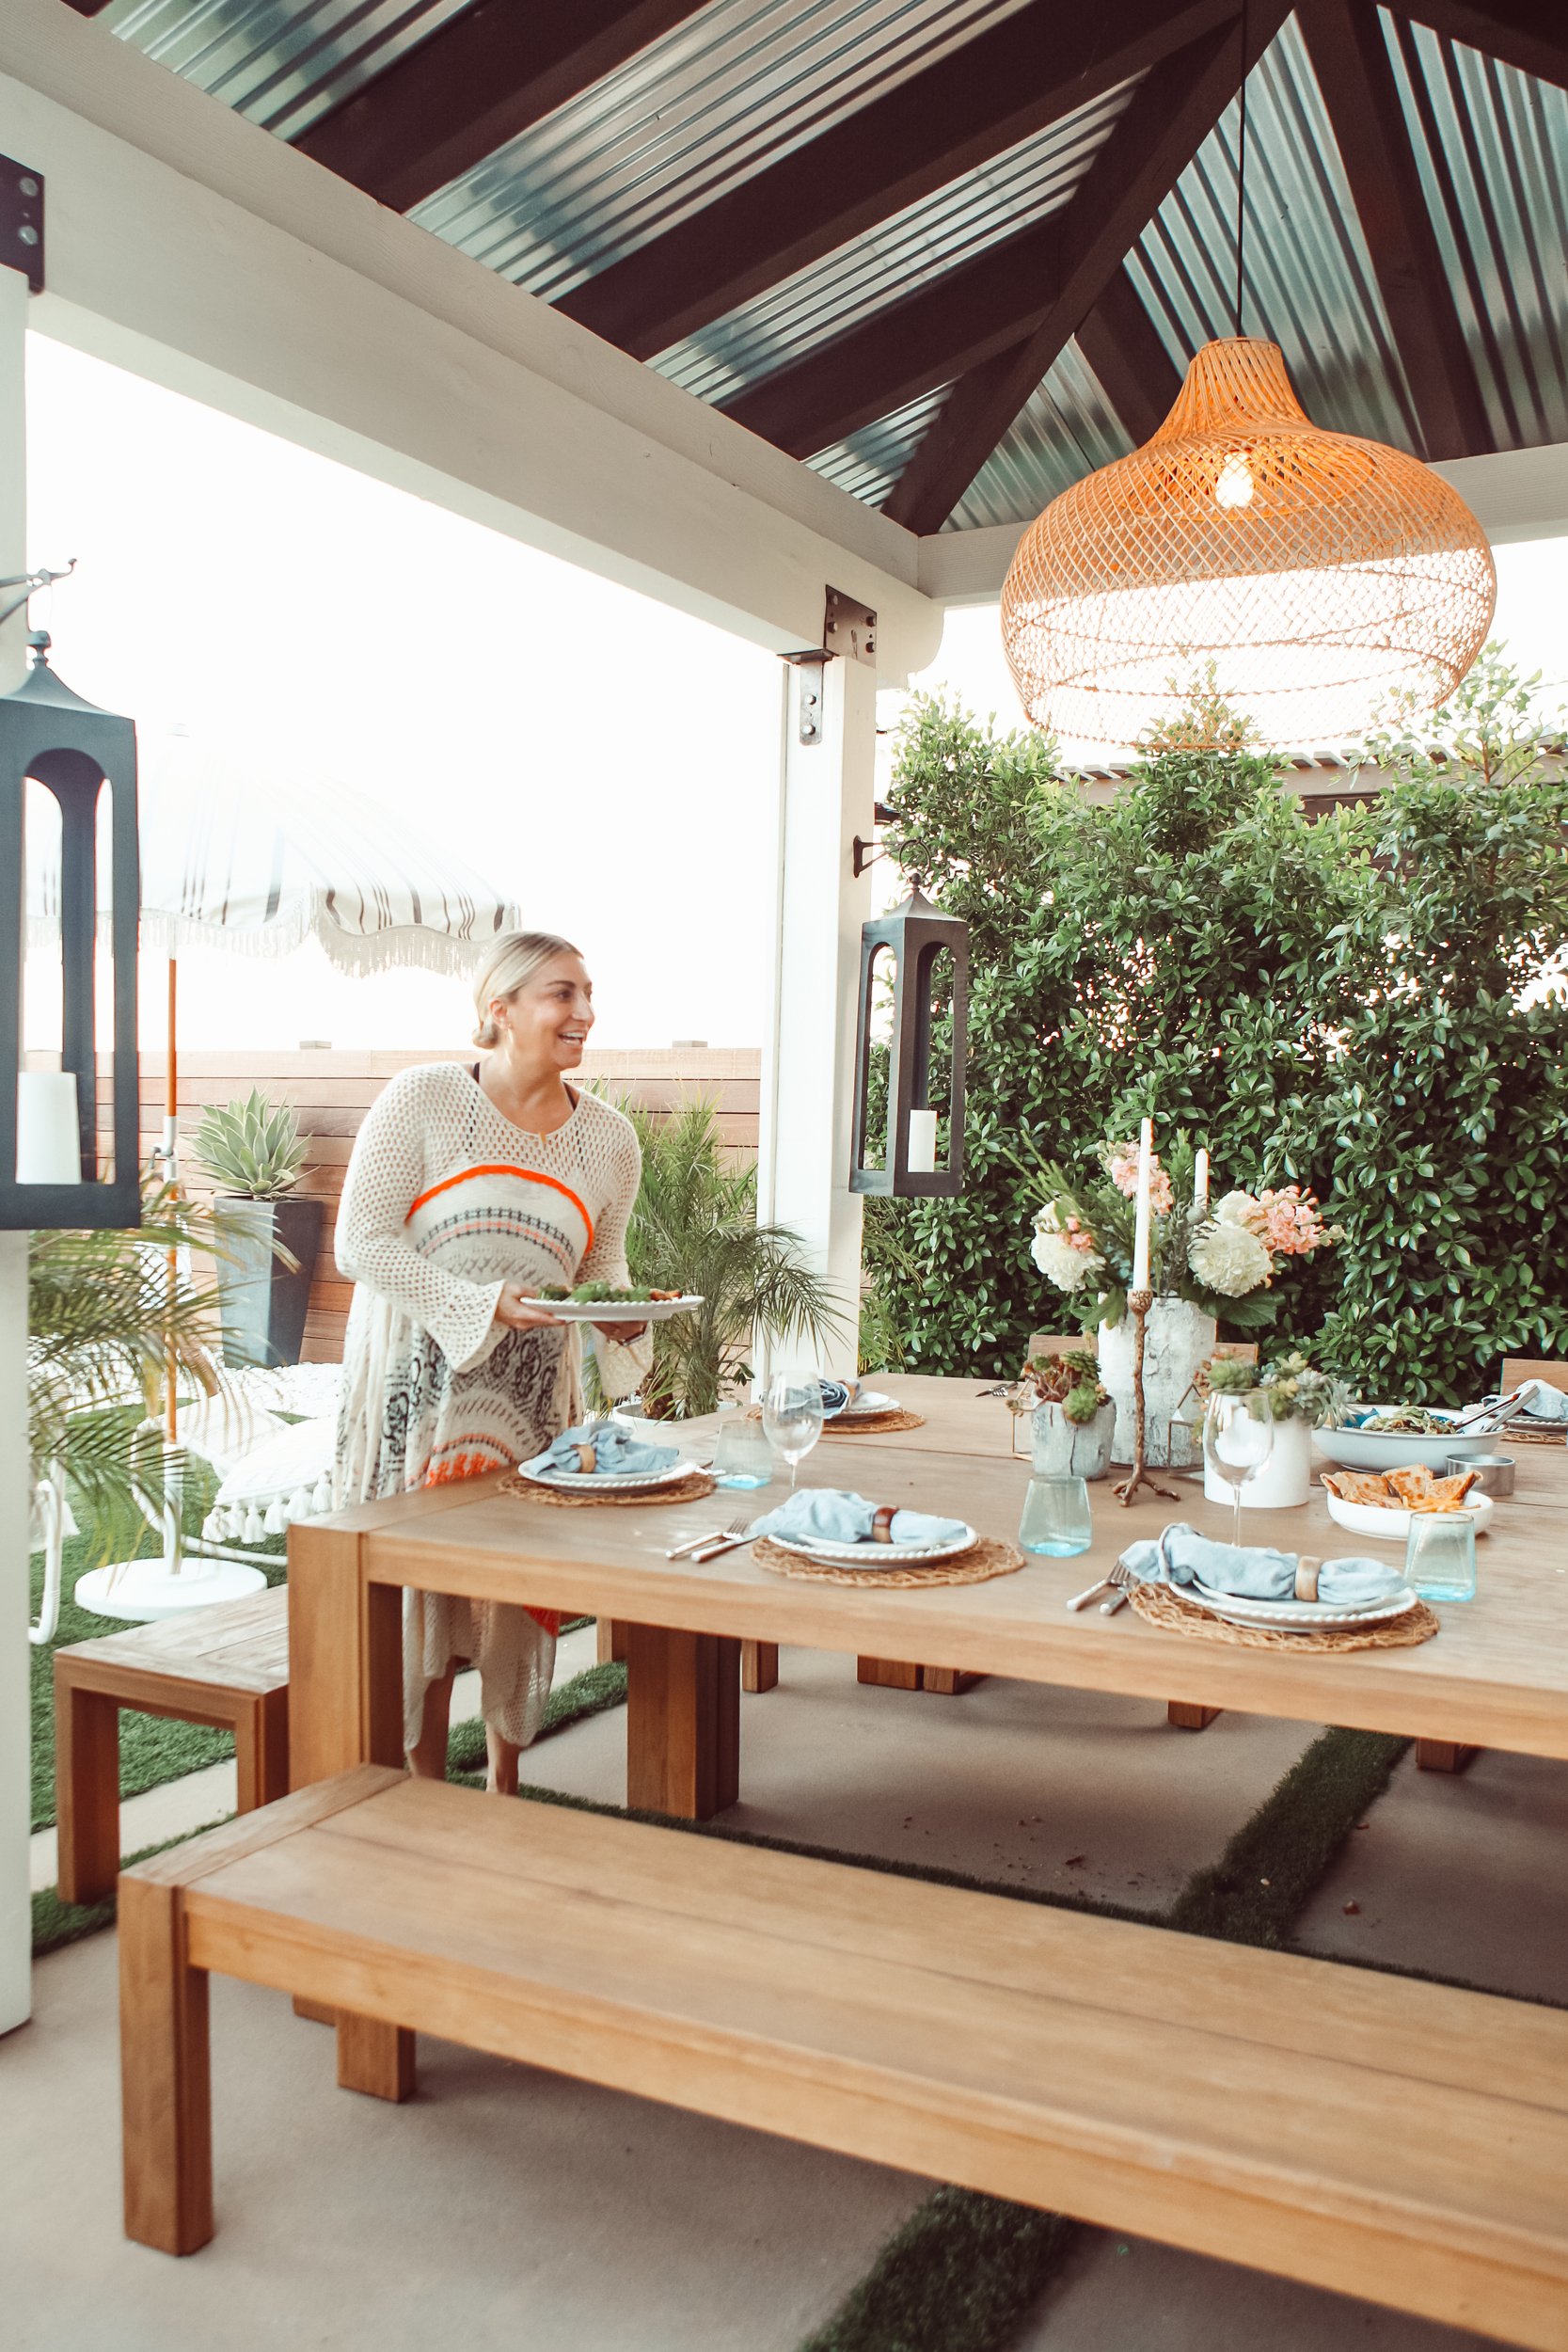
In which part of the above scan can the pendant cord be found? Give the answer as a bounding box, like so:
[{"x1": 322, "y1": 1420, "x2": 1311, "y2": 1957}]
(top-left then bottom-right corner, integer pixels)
[{"x1": 1234, "y1": 0, "x2": 1250, "y2": 335}]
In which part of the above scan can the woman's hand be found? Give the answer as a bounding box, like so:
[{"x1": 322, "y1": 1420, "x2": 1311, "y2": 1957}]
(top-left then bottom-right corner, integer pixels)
[{"x1": 493, "y1": 1281, "x2": 565, "y2": 1331}]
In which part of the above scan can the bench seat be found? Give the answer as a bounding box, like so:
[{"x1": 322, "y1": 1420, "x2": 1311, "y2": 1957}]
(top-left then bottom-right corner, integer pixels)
[{"x1": 120, "y1": 1768, "x2": 1568, "y2": 2349}]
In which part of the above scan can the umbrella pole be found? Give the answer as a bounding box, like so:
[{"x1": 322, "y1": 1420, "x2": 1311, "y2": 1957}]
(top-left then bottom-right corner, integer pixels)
[{"x1": 163, "y1": 957, "x2": 182, "y2": 1570}]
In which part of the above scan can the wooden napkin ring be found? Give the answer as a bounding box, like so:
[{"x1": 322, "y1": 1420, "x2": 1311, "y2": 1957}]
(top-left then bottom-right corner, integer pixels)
[
  {"x1": 1294, "y1": 1556, "x2": 1323, "y2": 1603},
  {"x1": 576, "y1": 1442, "x2": 596, "y2": 1475},
  {"x1": 871, "y1": 1505, "x2": 897, "y2": 1545}
]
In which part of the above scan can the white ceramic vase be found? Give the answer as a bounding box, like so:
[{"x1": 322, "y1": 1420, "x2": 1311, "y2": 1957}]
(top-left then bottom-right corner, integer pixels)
[
  {"x1": 1202, "y1": 1412, "x2": 1313, "y2": 1509},
  {"x1": 1099, "y1": 1298, "x2": 1216, "y2": 1468}
]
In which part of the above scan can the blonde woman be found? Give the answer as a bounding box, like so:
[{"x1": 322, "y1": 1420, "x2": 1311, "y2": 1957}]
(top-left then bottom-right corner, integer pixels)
[{"x1": 334, "y1": 932, "x2": 650, "y2": 1794}]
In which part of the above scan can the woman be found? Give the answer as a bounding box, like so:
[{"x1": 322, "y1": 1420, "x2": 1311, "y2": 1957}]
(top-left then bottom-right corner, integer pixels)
[{"x1": 334, "y1": 931, "x2": 650, "y2": 1794}]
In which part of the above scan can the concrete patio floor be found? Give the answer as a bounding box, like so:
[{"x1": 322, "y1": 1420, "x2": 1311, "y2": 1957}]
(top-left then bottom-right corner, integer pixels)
[{"x1": 8, "y1": 1640, "x2": 1560, "y2": 2351}]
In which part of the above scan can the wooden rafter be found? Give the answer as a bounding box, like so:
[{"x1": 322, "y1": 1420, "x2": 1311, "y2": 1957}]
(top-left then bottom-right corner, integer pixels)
[
  {"x1": 1299, "y1": 0, "x2": 1491, "y2": 461},
  {"x1": 1400, "y1": 0, "x2": 1568, "y2": 90},
  {"x1": 294, "y1": 0, "x2": 713, "y2": 213},
  {"x1": 59, "y1": 1, "x2": 118, "y2": 14},
  {"x1": 560, "y1": 0, "x2": 1242, "y2": 361},
  {"x1": 1074, "y1": 268, "x2": 1184, "y2": 447},
  {"x1": 883, "y1": 8, "x2": 1292, "y2": 533}
]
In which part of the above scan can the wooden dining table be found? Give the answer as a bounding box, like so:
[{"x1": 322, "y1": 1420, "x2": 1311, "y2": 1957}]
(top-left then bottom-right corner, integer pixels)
[{"x1": 289, "y1": 1430, "x2": 1568, "y2": 1820}]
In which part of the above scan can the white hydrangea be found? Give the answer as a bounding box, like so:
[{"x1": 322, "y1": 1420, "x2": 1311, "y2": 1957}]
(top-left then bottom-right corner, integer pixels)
[
  {"x1": 1187, "y1": 1218, "x2": 1272, "y2": 1296},
  {"x1": 1031, "y1": 1228, "x2": 1105, "y2": 1291},
  {"x1": 1213, "y1": 1189, "x2": 1263, "y2": 1231}
]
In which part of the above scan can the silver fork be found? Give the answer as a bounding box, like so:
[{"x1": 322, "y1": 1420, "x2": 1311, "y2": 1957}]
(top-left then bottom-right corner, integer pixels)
[
  {"x1": 689, "y1": 1515, "x2": 756, "y2": 1564},
  {"x1": 1100, "y1": 1561, "x2": 1136, "y2": 1615}
]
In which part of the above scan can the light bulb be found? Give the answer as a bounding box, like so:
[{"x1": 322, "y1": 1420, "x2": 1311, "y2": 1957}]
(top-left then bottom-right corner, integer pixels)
[{"x1": 1214, "y1": 452, "x2": 1255, "y2": 510}]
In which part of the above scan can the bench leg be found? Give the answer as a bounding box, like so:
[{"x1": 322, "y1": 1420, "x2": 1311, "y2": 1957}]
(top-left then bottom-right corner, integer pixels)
[
  {"x1": 1168, "y1": 1702, "x2": 1222, "y2": 1732},
  {"x1": 55, "y1": 1677, "x2": 122, "y2": 1907},
  {"x1": 741, "y1": 1640, "x2": 778, "y2": 1693},
  {"x1": 920, "y1": 1667, "x2": 985, "y2": 1696},
  {"x1": 625, "y1": 1625, "x2": 740, "y2": 1820},
  {"x1": 857, "y1": 1656, "x2": 921, "y2": 1690},
  {"x1": 235, "y1": 1687, "x2": 291, "y2": 1814},
  {"x1": 337, "y1": 2013, "x2": 416, "y2": 2102},
  {"x1": 119, "y1": 1876, "x2": 213, "y2": 2255},
  {"x1": 1416, "y1": 1739, "x2": 1481, "y2": 1773},
  {"x1": 596, "y1": 1617, "x2": 628, "y2": 1665}
]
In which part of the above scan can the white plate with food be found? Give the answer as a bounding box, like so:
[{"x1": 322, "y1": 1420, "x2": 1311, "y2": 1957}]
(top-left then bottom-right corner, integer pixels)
[
  {"x1": 1323, "y1": 1489, "x2": 1492, "y2": 1543},
  {"x1": 1190, "y1": 1581, "x2": 1420, "y2": 1630},
  {"x1": 524, "y1": 1291, "x2": 705, "y2": 1323},
  {"x1": 1312, "y1": 1404, "x2": 1492, "y2": 1473},
  {"x1": 832, "y1": 1391, "x2": 898, "y2": 1419},
  {"x1": 772, "y1": 1522, "x2": 977, "y2": 1568},
  {"x1": 515, "y1": 1456, "x2": 699, "y2": 1493}
]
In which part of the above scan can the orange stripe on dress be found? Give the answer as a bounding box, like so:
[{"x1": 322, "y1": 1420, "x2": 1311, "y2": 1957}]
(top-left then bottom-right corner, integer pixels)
[{"x1": 405, "y1": 1163, "x2": 594, "y2": 1255}]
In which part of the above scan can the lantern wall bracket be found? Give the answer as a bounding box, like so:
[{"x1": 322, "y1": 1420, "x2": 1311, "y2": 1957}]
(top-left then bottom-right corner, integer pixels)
[
  {"x1": 851, "y1": 801, "x2": 898, "y2": 878},
  {"x1": 0, "y1": 158, "x2": 44, "y2": 294},
  {"x1": 0, "y1": 559, "x2": 75, "y2": 633}
]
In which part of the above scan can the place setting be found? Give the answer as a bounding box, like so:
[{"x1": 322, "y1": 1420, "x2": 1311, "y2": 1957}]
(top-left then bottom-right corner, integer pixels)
[{"x1": 499, "y1": 1420, "x2": 717, "y2": 1508}]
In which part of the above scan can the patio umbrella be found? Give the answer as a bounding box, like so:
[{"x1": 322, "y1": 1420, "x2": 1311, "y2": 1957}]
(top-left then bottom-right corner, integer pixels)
[{"x1": 28, "y1": 732, "x2": 520, "y2": 1622}]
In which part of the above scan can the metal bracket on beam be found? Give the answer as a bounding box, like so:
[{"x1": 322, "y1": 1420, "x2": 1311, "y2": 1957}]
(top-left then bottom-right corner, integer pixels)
[
  {"x1": 824, "y1": 587, "x2": 877, "y2": 667},
  {"x1": 0, "y1": 160, "x2": 43, "y2": 294},
  {"x1": 782, "y1": 647, "x2": 831, "y2": 745}
]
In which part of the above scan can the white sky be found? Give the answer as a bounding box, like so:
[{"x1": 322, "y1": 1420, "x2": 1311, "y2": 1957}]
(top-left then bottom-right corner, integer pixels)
[{"x1": 22, "y1": 334, "x2": 1568, "y2": 1054}]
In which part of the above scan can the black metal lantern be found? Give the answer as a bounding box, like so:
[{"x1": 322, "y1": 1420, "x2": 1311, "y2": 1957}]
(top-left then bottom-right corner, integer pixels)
[
  {"x1": 849, "y1": 887, "x2": 969, "y2": 1197},
  {"x1": 0, "y1": 636, "x2": 139, "y2": 1228}
]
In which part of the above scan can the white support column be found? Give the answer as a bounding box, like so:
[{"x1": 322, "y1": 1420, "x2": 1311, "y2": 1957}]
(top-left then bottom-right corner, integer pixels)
[
  {"x1": 0, "y1": 259, "x2": 31, "y2": 2035},
  {"x1": 757, "y1": 650, "x2": 877, "y2": 1384}
]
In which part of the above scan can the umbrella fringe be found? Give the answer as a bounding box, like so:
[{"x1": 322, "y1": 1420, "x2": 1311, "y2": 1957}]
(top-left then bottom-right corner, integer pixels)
[{"x1": 28, "y1": 914, "x2": 512, "y2": 980}]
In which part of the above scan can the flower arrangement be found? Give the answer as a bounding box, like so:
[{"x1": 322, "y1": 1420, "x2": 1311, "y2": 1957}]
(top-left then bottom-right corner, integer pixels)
[
  {"x1": 1205, "y1": 1349, "x2": 1351, "y2": 1425},
  {"x1": 1023, "y1": 1135, "x2": 1341, "y2": 1331}
]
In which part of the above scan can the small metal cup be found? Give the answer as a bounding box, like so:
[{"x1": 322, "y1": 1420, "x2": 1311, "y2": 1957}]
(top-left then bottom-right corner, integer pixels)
[{"x1": 1451, "y1": 1452, "x2": 1514, "y2": 1496}]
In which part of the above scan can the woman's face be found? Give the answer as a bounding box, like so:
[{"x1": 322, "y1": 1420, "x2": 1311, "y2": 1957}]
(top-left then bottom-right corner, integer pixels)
[{"x1": 492, "y1": 952, "x2": 595, "y2": 1072}]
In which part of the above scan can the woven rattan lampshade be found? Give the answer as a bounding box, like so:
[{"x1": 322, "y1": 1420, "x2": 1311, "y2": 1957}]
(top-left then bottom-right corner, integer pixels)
[{"x1": 1000, "y1": 337, "x2": 1497, "y2": 749}]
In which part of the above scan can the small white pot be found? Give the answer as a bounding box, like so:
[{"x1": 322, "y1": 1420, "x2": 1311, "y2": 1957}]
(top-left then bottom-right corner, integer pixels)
[
  {"x1": 1203, "y1": 1412, "x2": 1313, "y2": 1509},
  {"x1": 1099, "y1": 1298, "x2": 1215, "y2": 1468}
]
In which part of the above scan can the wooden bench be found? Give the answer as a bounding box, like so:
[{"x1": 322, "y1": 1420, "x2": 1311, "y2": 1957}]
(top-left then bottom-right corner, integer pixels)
[
  {"x1": 54, "y1": 1586, "x2": 289, "y2": 1905},
  {"x1": 119, "y1": 1769, "x2": 1568, "y2": 2347}
]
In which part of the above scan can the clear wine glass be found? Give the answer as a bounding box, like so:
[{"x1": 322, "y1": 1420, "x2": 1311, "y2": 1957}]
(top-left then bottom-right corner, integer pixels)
[
  {"x1": 1203, "y1": 1392, "x2": 1275, "y2": 1547},
  {"x1": 762, "y1": 1372, "x2": 826, "y2": 1491}
]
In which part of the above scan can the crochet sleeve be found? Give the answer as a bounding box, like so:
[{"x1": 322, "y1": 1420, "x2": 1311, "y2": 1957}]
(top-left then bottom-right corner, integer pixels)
[
  {"x1": 578, "y1": 1113, "x2": 653, "y2": 1402},
  {"x1": 336, "y1": 1069, "x2": 503, "y2": 1374}
]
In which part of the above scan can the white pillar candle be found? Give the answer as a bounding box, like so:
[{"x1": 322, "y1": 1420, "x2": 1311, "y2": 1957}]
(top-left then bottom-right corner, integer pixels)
[
  {"x1": 908, "y1": 1107, "x2": 938, "y2": 1173},
  {"x1": 1131, "y1": 1117, "x2": 1153, "y2": 1291},
  {"x1": 1194, "y1": 1148, "x2": 1210, "y2": 1215},
  {"x1": 17, "y1": 1071, "x2": 82, "y2": 1184}
]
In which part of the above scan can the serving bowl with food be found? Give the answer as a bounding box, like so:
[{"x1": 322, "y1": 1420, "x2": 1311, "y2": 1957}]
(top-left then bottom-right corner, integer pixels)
[
  {"x1": 1320, "y1": 1462, "x2": 1493, "y2": 1542},
  {"x1": 1312, "y1": 1403, "x2": 1494, "y2": 1474}
]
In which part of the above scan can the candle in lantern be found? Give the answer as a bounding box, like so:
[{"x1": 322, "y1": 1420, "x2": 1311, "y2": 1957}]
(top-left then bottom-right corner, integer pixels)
[
  {"x1": 1194, "y1": 1148, "x2": 1210, "y2": 1216},
  {"x1": 908, "y1": 1107, "x2": 938, "y2": 1173},
  {"x1": 17, "y1": 1071, "x2": 81, "y2": 1184},
  {"x1": 1131, "y1": 1117, "x2": 1153, "y2": 1291}
]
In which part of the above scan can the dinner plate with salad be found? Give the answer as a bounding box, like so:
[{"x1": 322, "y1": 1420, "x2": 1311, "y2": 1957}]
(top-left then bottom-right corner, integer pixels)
[{"x1": 523, "y1": 1282, "x2": 704, "y2": 1323}]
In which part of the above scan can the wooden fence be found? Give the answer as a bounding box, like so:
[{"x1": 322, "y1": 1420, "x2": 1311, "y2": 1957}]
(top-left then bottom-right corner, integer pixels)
[{"x1": 105, "y1": 1045, "x2": 760, "y2": 1364}]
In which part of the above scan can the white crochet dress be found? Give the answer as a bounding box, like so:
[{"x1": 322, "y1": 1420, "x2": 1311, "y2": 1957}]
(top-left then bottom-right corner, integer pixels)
[{"x1": 333, "y1": 1062, "x2": 651, "y2": 1752}]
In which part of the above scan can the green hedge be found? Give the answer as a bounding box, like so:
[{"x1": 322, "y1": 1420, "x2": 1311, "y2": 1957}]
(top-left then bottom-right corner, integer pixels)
[{"x1": 865, "y1": 654, "x2": 1568, "y2": 1402}]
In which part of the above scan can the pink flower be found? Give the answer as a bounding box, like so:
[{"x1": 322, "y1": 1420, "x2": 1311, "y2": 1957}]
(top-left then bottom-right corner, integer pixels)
[
  {"x1": 1108, "y1": 1142, "x2": 1174, "y2": 1215},
  {"x1": 1255, "y1": 1185, "x2": 1334, "y2": 1257}
]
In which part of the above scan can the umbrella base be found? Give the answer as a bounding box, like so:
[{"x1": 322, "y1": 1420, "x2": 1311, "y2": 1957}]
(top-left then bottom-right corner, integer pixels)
[{"x1": 74, "y1": 1556, "x2": 268, "y2": 1623}]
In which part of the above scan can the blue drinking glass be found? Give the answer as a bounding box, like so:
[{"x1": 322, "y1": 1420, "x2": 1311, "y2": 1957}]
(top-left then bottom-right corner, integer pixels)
[
  {"x1": 1403, "y1": 1512, "x2": 1477, "y2": 1602},
  {"x1": 1019, "y1": 1475, "x2": 1093, "y2": 1557}
]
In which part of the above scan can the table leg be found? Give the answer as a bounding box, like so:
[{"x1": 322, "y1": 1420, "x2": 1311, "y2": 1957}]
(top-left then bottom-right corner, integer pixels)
[
  {"x1": 235, "y1": 1687, "x2": 291, "y2": 1814},
  {"x1": 625, "y1": 1625, "x2": 740, "y2": 1820},
  {"x1": 55, "y1": 1673, "x2": 121, "y2": 1906},
  {"x1": 119, "y1": 1876, "x2": 214, "y2": 2255},
  {"x1": 1168, "y1": 1702, "x2": 1222, "y2": 1732},
  {"x1": 1416, "y1": 1739, "x2": 1481, "y2": 1773},
  {"x1": 742, "y1": 1640, "x2": 778, "y2": 1693},
  {"x1": 338, "y1": 2013, "x2": 416, "y2": 2101}
]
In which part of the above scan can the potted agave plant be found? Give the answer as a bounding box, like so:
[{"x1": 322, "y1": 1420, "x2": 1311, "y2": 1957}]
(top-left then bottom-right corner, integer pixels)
[
  {"x1": 1024, "y1": 1349, "x2": 1117, "y2": 1481},
  {"x1": 190, "y1": 1089, "x2": 322, "y2": 1369}
]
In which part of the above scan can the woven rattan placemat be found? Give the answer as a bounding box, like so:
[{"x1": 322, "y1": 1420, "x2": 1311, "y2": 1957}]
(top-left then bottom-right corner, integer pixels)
[
  {"x1": 498, "y1": 1469, "x2": 717, "y2": 1509},
  {"x1": 823, "y1": 1407, "x2": 927, "y2": 1436},
  {"x1": 1130, "y1": 1579, "x2": 1440, "y2": 1652},
  {"x1": 1505, "y1": 1425, "x2": 1566, "y2": 1449},
  {"x1": 752, "y1": 1533, "x2": 1022, "y2": 1588}
]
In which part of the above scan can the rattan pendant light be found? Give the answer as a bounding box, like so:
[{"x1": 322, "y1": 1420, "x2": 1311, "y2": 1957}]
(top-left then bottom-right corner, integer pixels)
[{"x1": 999, "y1": 334, "x2": 1497, "y2": 749}]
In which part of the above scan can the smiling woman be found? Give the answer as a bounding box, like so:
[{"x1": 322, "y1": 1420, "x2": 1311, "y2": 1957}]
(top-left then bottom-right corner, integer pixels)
[{"x1": 332, "y1": 930, "x2": 652, "y2": 1796}]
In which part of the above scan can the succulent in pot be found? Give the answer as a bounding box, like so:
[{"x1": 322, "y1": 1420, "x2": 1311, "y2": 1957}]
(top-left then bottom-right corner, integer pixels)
[
  {"x1": 1026, "y1": 1348, "x2": 1117, "y2": 1480},
  {"x1": 190, "y1": 1089, "x2": 322, "y2": 1370}
]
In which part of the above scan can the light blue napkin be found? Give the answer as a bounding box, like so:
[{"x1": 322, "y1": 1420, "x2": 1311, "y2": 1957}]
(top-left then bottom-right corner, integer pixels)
[
  {"x1": 1117, "y1": 1523, "x2": 1407, "y2": 1605},
  {"x1": 751, "y1": 1488, "x2": 966, "y2": 1549},
  {"x1": 521, "y1": 1422, "x2": 680, "y2": 1479},
  {"x1": 816, "y1": 1379, "x2": 862, "y2": 1418},
  {"x1": 1518, "y1": 1378, "x2": 1568, "y2": 1423}
]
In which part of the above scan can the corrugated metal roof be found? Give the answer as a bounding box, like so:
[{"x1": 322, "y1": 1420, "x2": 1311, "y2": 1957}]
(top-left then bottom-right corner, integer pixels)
[
  {"x1": 1384, "y1": 11, "x2": 1568, "y2": 450},
  {"x1": 650, "y1": 74, "x2": 1139, "y2": 405},
  {"x1": 97, "y1": 0, "x2": 470, "y2": 141},
  {"x1": 947, "y1": 341, "x2": 1132, "y2": 530},
  {"x1": 807, "y1": 387, "x2": 951, "y2": 508},
  {"x1": 411, "y1": 0, "x2": 1039, "y2": 304}
]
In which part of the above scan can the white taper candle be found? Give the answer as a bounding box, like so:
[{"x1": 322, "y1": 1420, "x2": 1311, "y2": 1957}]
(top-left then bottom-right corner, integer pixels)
[
  {"x1": 1131, "y1": 1117, "x2": 1153, "y2": 1291},
  {"x1": 1194, "y1": 1147, "x2": 1210, "y2": 1215}
]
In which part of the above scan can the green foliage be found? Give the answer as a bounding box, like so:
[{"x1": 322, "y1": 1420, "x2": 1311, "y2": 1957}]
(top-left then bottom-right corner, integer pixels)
[
  {"x1": 615, "y1": 1093, "x2": 843, "y2": 1418},
  {"x1": 189, "y1": 1087, "x2": 308, "y2": 1198},
  {"x1": 866, "y1": 656, "x2": 1568, "y2": 1400}
]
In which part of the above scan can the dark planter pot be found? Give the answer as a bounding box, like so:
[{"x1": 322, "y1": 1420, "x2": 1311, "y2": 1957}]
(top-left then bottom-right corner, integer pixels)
[{"x1": 212, "y1": 1193, "x2": 324, "y2": 1370}]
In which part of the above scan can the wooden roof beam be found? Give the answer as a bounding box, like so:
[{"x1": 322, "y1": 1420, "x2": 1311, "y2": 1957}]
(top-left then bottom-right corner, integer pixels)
[
  {"x1": 883, "y1": 8, "x2": 1292, "y2": 532},
  {"x1": 1399, "y1": 1, "x2": 1568, "y2": 90},
  {"x1": 1074, "y1": 267, "x2": 1184, "y2": 447},
  {"x1": 294, "y1": 0, "x2": 713, "y2": 213},
  {"x1": 1299, "y1": 0, "x2": 1492, "y2": 461},
  {"x1": 561, "y1": 0, "x2": 1241, "y2": 360}
]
